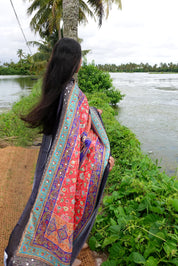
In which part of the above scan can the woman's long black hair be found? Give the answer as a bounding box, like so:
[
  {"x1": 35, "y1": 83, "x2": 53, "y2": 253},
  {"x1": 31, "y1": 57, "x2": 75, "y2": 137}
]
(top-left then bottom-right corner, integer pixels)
[{"x1": 22, "y1": 38, "x2": 81, "y2": 135}]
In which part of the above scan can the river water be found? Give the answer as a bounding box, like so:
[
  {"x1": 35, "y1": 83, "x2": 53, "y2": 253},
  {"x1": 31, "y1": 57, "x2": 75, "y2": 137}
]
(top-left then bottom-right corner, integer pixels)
[
  {"x1": 110, "y1": 73, "x2": 178, "y2": 176},
  {"x1": 0, "y1": 75, "x2": 37, "y2": 113}
]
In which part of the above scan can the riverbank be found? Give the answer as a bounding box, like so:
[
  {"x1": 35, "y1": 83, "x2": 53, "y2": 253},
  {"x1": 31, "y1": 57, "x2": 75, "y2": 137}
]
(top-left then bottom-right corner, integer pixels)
[
  {"x1": 0, "y1": 66, "x2": 177, "y2": 265},
  {"x1": 87, "y1": 91, "x2": 178, "y2": 265}
]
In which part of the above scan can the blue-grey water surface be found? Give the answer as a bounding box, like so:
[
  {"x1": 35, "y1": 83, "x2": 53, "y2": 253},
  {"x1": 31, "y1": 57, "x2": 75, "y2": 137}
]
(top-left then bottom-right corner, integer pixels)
[
  {"x1": 110, "y1": 73, "x2": 178, "y2": 176},
  {"x1": 0, "y1": 75, "x2": 37, "y2": 113}
]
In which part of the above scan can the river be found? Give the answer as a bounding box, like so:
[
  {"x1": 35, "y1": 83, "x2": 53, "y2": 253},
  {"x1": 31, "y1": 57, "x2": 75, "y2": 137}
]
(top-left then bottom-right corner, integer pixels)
[
  {"x1": 110, "y1": 72, "x2": 178, "y2": 176},
  {"x1": 0, "y1": 75, "x2": 37, "y2": 113}
]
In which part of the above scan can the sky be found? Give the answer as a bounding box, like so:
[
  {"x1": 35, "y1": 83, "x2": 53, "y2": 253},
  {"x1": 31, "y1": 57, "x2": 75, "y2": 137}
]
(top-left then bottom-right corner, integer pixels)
[{"x1": 0, "y1": 0, "x2": 178, "y2": 65}]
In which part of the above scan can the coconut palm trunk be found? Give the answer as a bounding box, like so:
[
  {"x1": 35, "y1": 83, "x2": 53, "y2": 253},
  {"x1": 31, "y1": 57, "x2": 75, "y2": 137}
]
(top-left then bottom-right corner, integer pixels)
[{"x1": 62, "y1": 0, "x2": 79, "y2": 40}]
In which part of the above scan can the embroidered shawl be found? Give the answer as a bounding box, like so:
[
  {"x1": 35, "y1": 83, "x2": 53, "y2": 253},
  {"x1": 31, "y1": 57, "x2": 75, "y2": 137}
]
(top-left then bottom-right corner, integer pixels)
[{"x1": 16, "y1": 82, "x2": 110, "y2": 265}]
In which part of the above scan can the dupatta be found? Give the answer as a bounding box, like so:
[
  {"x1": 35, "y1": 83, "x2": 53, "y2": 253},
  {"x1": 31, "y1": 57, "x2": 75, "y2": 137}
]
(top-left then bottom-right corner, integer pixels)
[{"x1": 12, "y1": 82, "x2": 110, "y2": 265}]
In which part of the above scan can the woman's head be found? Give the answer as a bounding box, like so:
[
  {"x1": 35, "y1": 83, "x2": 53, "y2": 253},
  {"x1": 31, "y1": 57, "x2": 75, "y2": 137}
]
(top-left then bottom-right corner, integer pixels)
[
  {"x1": 46, "y1": 38, "x2": 82, "y2": 86},
  {"x1": 22, "y1": 38, "x2": 82, "y2": 135}
]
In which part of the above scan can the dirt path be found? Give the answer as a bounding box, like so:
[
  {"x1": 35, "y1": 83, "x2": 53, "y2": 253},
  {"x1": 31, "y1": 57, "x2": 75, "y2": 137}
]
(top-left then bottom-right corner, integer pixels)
[{"x1": 0, "y1": 146, "x2": 96, "y2": 266}]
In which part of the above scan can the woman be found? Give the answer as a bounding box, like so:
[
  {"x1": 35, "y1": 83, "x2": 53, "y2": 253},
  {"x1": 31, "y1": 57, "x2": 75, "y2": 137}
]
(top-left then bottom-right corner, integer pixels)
[{"x1": 5, "y1": 38, "x2": 114, "y2": 266}]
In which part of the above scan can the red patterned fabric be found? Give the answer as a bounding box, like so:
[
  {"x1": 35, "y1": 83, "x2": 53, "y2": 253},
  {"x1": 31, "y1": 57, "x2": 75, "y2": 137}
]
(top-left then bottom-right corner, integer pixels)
[{"x1": 6, "y1": 82, "x2": 110, "y2": 266}]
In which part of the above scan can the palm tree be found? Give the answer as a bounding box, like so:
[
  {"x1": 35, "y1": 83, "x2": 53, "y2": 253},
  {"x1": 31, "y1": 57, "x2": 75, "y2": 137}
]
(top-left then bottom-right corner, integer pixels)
[
  {"x1": 27, "y1": 36, "x2": 57, "y2": 74},
  {"x1": 62, "y1": 0, "x2": 79, "y2": 40},
  {"x1": 17, "y1": 49, "x2": 25, "y2": 66},
  {"x1": 25, "y1": 0, "x2": 62, "y2": 39},
  {"x1": 24, "y1": 0, "x2": 122, "y2": 69},
  {"x1": 24, "y1": 0, "x2": 102, "y2": 40},
  {"x1": 24, "y1": 0, "x2": 122, "y2": 39},
  {"x1": 17, "y1": 49, "x2": 24, "y2": 61},
  {"x1": 62, "y1": 0, "x2": 122, "y2": 39}
]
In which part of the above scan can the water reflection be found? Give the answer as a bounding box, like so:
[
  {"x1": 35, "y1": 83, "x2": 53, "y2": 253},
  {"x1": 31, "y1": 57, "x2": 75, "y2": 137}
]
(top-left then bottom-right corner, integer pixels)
[
  {"x1": 0, "y1": 75, "x2": 38, "y2": 89},
  {"x1": 0, "y1": 75, "x2": 38, "y2": 112}
]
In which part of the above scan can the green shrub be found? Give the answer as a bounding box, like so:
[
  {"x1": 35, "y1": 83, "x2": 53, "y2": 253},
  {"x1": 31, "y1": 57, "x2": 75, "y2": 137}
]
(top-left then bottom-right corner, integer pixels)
[
  {"x1": 78, "y1": 64, "x2": 124, "y2": 105},
  {"x1": 86, "y1": 93, "x2": 178, "y2": 265}
]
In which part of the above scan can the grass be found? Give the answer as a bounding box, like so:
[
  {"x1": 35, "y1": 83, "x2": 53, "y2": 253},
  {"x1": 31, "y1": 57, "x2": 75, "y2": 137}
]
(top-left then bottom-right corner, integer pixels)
[{"x1": 0, "y1": 79, "x2": 42, "y2": 146}]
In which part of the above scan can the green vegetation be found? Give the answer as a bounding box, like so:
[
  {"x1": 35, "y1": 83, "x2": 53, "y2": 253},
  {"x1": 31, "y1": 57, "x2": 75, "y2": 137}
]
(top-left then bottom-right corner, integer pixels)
[
  {"x1": 87, "y1": 92, "x2": 178, "y2": 265},
  {"x1": 97, "y1": 62, "x2": 178, "y2": 73},
  {"x1": 0, "y1": 59, "x2": 35, "y2": 75},
  {"x1": 0, "y1": 47, "x2": 49, "y2": 75},
  {"x1": 78, "y1": 63, "x2": 124, "y2": 105},
  {"x1": 0, "y1": 65, "x2": 177, "y2": 265},
  {"x1": 0, "y1": 80, "x2": 41, "y2": 146}
]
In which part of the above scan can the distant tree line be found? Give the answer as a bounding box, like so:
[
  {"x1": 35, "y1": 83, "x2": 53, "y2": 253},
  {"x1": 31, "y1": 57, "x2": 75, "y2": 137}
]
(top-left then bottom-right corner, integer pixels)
[
  {"x1": 0, "y1": 49, "x2": 37, "y2": 75},
  {"x1": 97, "y1": 62, "x2": 178, "y2": 73},
  {"x1": 2, "y1": 59, "x2": 178, "y2": 76},
  {"x1": 0, "y1": 60, "x2": 34, "y2": 75}
]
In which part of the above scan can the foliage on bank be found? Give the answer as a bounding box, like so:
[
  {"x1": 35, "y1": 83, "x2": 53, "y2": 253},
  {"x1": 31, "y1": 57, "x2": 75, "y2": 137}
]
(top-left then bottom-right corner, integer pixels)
[
  {"x1": 0, "y1": 80, "x2": 41, "y2": 146},
  {"x1": 0, "y1": 65, "x2": 177, "y2": 265},
  {"x1": 0, "y1": 48, "x2": 48, "y2": 75},
  {"x1": 87, "y1": 92, "x2": 178, "y2": 266},
  {"x1": 81, "y1": 65, "x2": 178, "y2": 265},
  {"x1": 97, "y1": 62, "x2": 178, "y2": 73},
  {"x1": 78, "y1": 64, "x2": 124, "y2": 105},
  {"x1": 0, "y1": 60, "x2": 35, "y2": 75}
]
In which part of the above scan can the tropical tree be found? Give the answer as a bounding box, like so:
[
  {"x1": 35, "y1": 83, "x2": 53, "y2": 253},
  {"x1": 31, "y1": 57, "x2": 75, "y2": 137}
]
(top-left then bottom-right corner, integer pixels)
[
  {"x1": 24, "y1": 0, "x2": 122, "y2": 71},
  {"x1": 27, "y1": 37, "x2": 56, "y2": 74},
  {"x1": 17, "y1": 49, "x2": 25, "y2": 66},
  {"x1": 25, "y1": 0, "x2": 62, "y2": 39},
  {"x1": 62, "y1": 0, "x2": 79, "y2": 40},
  {"x1": 62, "y1": 0, "x2": 122, "y2": 39},
  {"x1": 17, "y1": 49, "x2": 25, "y2": 61},
  {"x1": 24, "y1": 0, "x2": 103, "y2": 40},
  {"x1": 25, "y1": 0, "x2": 122, "y2": 40}
]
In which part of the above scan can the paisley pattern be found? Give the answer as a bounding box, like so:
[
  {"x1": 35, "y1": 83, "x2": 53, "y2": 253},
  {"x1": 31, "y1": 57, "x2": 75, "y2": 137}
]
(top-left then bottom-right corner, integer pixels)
[{"x1": 16, "y1": 83, "x2": 110, "y2": 265}]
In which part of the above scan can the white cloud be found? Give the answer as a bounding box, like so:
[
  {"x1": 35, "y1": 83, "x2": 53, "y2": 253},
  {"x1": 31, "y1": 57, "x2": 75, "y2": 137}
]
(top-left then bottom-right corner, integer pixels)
[
  {"x1": 0, "y1": 0, "x2": 40, "y2": 62},
  {"x1": 0, "y1": 0, "x2": 178, "y2": 65},
  {"x1": 79, "y1": 0, "x2": 178, "y2": 65}
]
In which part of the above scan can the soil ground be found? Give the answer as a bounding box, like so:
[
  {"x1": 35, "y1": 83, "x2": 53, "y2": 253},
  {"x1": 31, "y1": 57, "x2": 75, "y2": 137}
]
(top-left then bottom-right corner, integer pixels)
[{"x1": 0, "y1": 146, "x2": 98, "y2": 266}]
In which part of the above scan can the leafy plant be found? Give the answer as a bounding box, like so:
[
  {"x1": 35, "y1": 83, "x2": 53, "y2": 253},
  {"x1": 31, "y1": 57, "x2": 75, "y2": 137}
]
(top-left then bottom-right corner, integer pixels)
[
  {"x1": 78, "y1": 64, "x2": 124, "y2": 105},
  {"x1": 86, "y1": 93, "x2": 178, "y2": 265}
]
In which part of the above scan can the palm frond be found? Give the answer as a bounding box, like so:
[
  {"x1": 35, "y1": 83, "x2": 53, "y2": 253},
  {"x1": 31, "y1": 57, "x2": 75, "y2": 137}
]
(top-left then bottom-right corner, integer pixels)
[
  {"x1": 105, "y1": 0, "x2": 122, "y2": 18},
  {"x1": 113, "y1": 0, "x2": 122, "y2": 9},
  {"x1": 79, "y1": 10, "x2": 88, "y2": 25},
  {"x1": 87, "y1": 0, "x2": 104, "y2": 27},
  {"x1": 79, "y1": 0, "x2": 95, "y2": 20},
  {"x1": 27, "y1": 0, "x2": 49, "y2": 15}
]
